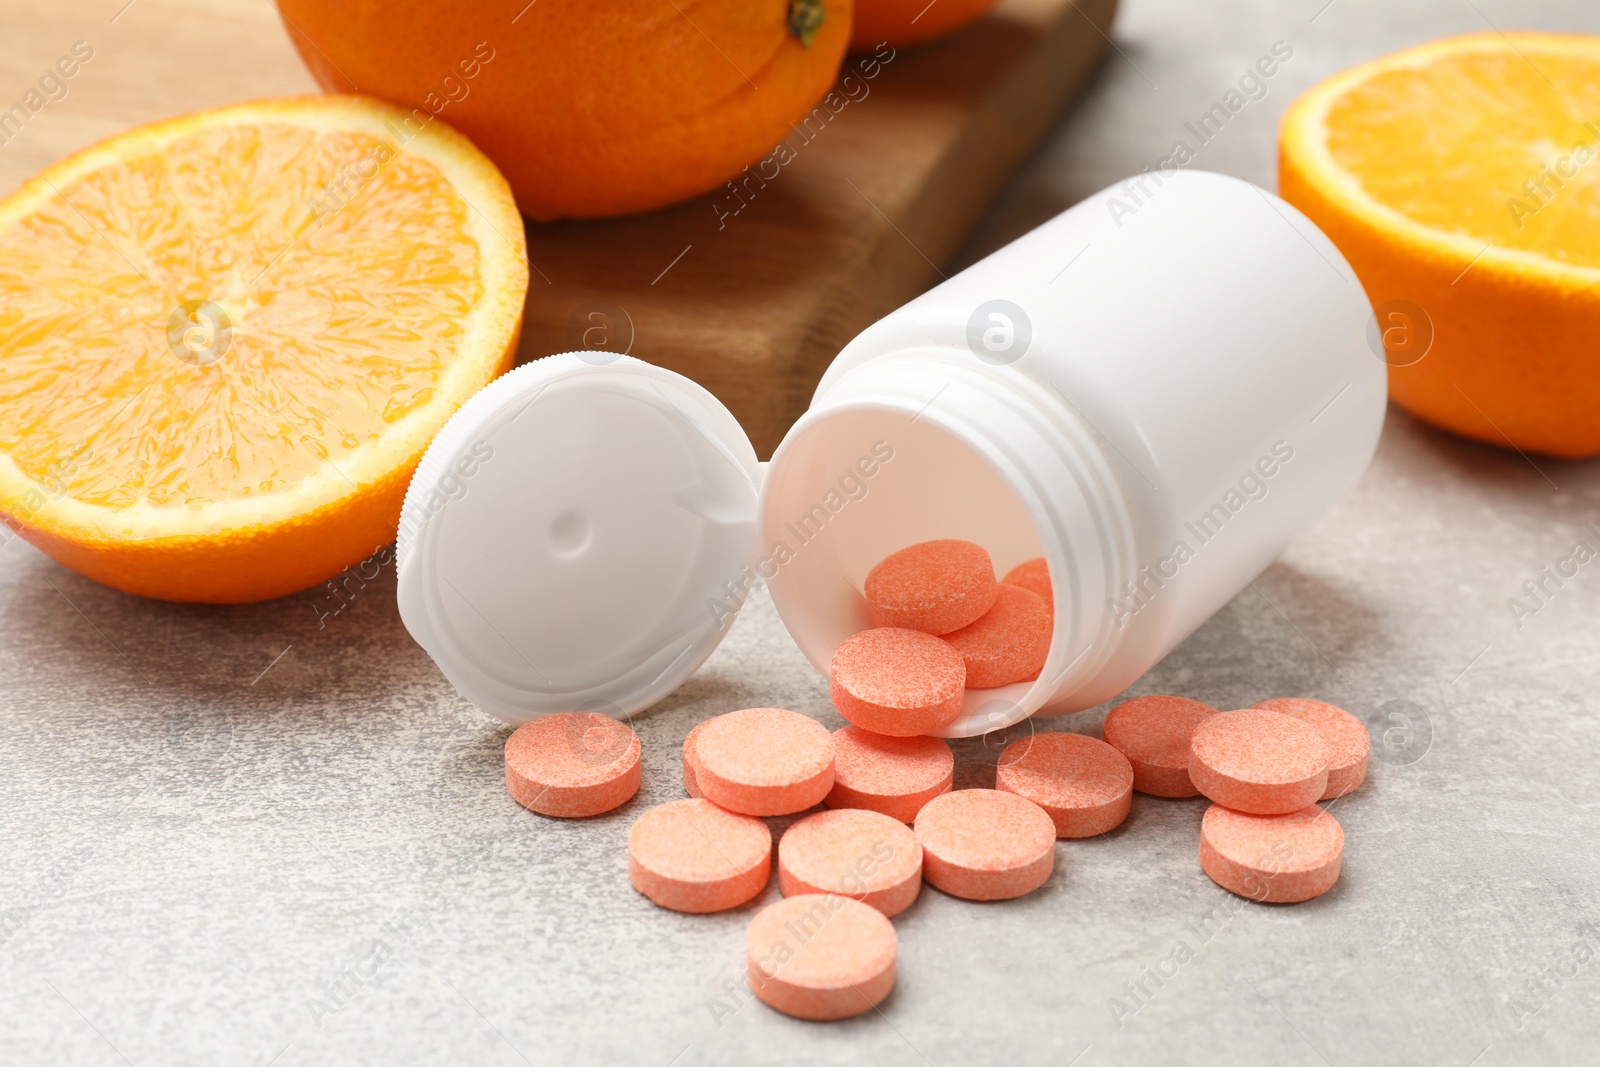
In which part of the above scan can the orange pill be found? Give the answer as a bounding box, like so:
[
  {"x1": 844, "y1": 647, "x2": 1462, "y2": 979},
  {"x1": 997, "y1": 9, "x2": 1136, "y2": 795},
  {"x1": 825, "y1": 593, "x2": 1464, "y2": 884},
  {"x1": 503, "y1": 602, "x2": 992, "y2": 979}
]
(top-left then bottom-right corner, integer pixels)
[
  {"x1": 681, "y1": 718, "x2": 708, "y2": 798},
  {"x1": 504, "y1": 712, "x2": 641, "y2": 818},
  {"x1": 1002, "y1": 557, "x2": 1054, "y2": 613},
  {"x1": 996, "y1": 732, "x2": 1133, "y2": 838},
  {"x1": 628, "y1": 798, "x2": 771, "y2": 913},
  {"x1": 864, "y1": 539, "x2": 998, "y2": 635},
  {"x1": 747, "y1": 894, "x2": 897, "y2": 1021},
  {"x1": 914, "y1": 789, "x2": 1056, "y2": 900},
  {"x1": 826, "y1": 725, "x2": 953, "y2": 823},
  {"x1": 940, "y1": 584, "x2": 1052, "y2": 688},
  {"x1": 694, "y1": 707, "x2": 835, "y2": 816},
  {"x1": 830, "y1": 628, "x2": 966, "y2": 737},
  {"x1": 1188, "y1": 709, "x2": 1329, "y2": 815},
  {"x1": 1199, "y1": 803, "x2": 1343, "y2": 903},
  {"x1": 779, "y1": 809, "x2": 923, "y2": 917},
  {"x1": 1253, "y1": 698, "x2": 1370, "y2": 799},
  {"x1": 1101, "y1": 695, "x2": 1219, "y2": 797}
]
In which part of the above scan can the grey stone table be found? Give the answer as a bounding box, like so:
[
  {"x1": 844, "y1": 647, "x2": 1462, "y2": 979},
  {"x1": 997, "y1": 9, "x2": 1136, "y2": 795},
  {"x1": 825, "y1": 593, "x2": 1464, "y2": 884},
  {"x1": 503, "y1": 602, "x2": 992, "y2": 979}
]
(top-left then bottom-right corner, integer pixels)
[{"x1": 4, "y1": 1, "x2": 1599, "y2": 1064}]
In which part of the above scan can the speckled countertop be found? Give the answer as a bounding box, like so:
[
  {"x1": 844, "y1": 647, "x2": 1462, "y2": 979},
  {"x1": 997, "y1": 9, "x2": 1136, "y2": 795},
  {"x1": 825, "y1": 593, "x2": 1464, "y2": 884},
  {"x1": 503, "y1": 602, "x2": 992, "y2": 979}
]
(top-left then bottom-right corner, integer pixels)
[{"x1": 4, "y1": 0, "x2": 1598, "y2": 1064}]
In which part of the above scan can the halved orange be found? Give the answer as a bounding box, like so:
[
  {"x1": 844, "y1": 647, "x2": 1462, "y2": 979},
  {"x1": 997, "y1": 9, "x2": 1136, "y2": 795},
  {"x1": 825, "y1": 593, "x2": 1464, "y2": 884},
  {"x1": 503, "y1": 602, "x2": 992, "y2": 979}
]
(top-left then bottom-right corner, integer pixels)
[
  {"x1": 0, "y1": 96, "x2": 528, "y2": 602},
  {"x1": 1281, "y1": 32, "x2": 1600, "y2": 458}
]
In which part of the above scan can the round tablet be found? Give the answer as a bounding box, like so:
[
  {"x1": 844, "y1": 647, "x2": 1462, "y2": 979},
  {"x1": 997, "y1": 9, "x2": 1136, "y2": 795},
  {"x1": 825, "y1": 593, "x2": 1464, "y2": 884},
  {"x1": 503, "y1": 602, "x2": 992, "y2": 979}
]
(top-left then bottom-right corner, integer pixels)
[
  {"x1": 864, "y1": 539, "x2": 998, "y2": 635},
  {"x1": 996, "y1": 732, "x2": 1133, "y2": 838},
  {"x1": 747, "y1": 894, "x2": 897, "y2": 1020},
  {"x1": 826, "y1": 725, "x2": 953, "y2": 823},
  {"x1": 1102, "y1": 695, "x2": 1219, "y2": 797},
  {"x1": 1002, "y1": 557, "x2": 1053, "y2": 613},
  {"x1": 1199, "y1": 803, "x2": 1343, "y2": 903},
  {"x1": 681, "y1": 718, "x2": 709, "y2": 798},
  {"x1": 694, "y1": 708, "x2": 835, "y2": 816},
  {"x1": 914, "y1": 789, "x2": 1056, "y2": 901},
  {"x1": 1253, "y1": 698, "x2": 1370, "y2": 799},
  {"x1": 504, "y1": 712, "x2": 641, "y2": 818},
  {"x1": 830, "y1": 628, "x2": 966, "y2": 736},
  {"x1": 1188, "y1": 709, "x2": 1329, "y2": 815},
  {"x1": 628, "y1": 798, "x2": 771, "y2": 913},
  {"x1": 940, "y1": 584, "x2": 1052, "y2": 688},
  {"x1": 779, "y1": 809, "x2": 923, "y2": 917}
]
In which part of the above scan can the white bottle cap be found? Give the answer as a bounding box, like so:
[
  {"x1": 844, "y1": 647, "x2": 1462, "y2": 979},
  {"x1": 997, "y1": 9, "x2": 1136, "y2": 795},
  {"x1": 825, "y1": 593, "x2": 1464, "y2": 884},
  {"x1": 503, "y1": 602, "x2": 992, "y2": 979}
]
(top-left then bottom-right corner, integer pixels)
[{"x1": 396, "y1": 354, "x2": 760, "y2": 724}]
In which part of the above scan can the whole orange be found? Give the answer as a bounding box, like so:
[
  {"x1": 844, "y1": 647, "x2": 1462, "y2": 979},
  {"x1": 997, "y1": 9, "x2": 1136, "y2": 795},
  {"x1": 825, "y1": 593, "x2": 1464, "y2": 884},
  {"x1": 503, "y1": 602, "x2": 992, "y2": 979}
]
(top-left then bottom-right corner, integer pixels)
[
  {"x1": 275, "y1": 0, "x2": 852, "y2": 221},
  {"x1": 850, "y1": 0, "x2": 997, "y2": 50}
]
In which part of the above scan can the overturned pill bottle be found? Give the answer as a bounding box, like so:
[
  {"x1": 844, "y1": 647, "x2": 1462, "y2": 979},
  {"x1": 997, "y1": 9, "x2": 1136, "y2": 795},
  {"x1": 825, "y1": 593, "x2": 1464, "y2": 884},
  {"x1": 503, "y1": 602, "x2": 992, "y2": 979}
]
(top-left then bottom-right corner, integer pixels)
[{"x1": 397, "y1": 170, "x2": 1385, "y2": 737}]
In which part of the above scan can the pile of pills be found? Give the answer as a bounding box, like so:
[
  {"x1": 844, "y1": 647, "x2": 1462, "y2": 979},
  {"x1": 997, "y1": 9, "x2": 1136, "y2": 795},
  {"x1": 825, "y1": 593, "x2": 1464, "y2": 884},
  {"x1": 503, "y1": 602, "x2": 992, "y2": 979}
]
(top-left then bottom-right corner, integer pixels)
[
  {"x1": 830, "y1": 540, "x2": 1055, "y2": 737},
  {"x1": 499, "y1": 538, "x2": 1371, "y2": 1020},
  {"x1": 1104, "y1": 693, "x2": 1368, "y2": 903}
]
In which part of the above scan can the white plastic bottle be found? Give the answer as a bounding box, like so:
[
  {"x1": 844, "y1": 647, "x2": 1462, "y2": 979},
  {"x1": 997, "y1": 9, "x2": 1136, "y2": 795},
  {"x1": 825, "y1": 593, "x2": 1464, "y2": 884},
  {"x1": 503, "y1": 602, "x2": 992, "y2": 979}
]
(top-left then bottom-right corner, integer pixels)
[{"x1": 397, "y1": 171, "x2": 1385, "y2": 736}]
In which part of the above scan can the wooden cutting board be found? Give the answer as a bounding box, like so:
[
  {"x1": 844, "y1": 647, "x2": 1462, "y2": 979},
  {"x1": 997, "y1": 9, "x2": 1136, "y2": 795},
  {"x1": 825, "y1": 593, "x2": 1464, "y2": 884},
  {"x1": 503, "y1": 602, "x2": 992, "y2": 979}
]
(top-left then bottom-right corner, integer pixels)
[
  {"x1": 1, "y1": 0, "x2": 1115, "y2": 456},
  {"x1": 521, "y1": 0, "x2": 1118, "y2": 455}
]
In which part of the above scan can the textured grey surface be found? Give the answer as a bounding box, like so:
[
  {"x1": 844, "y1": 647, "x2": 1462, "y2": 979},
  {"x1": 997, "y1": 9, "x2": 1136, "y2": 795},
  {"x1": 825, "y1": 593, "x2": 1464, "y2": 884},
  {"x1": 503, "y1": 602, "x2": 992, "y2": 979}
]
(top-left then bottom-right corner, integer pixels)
[{"x1": 5, "y1": 1, "x2": 1600, "y2": 1065}]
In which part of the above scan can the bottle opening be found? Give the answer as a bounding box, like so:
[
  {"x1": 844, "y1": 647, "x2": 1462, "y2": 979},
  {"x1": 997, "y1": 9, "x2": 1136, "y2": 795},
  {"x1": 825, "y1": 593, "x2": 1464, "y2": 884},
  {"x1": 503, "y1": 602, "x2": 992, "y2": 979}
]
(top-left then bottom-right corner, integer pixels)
[{"x1": 761, "y1": 404, "x2": 1055, "y2": 737}]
